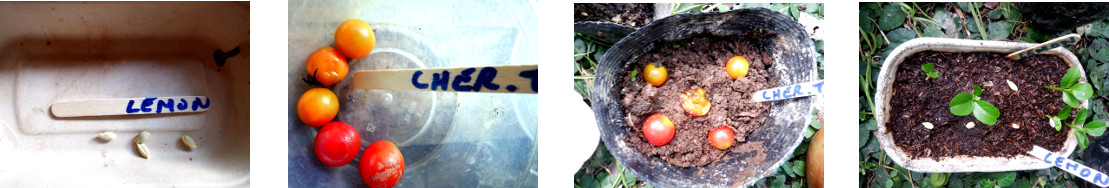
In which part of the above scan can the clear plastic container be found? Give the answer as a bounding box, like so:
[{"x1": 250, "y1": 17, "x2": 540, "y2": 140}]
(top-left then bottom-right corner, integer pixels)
[{"x1": 287, "y1": 0, "x2": 538, "y2": 187}]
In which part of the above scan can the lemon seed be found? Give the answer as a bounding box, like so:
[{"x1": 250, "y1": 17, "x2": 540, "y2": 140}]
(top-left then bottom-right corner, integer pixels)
[
  {"x1": 181, "y1": 135, "x2": 197, "y2": 149},
  {"x1": 97, "y1": 132, "x2": 117, "y2": 141}
]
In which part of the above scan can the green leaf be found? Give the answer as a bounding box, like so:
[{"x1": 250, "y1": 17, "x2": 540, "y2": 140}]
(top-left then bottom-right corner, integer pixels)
[
  {"x1": 671, "y1": 3, "x2": 705, "y2": 15},
  {"x1": 781, "y1": 161, "x2": 795, "y2": 177},
  {"x1": 1063, "y1": 67, "x2": 1082, "y2": 88},
  {"x1": 973, "y1": 86, "x2": 983, "y2": 96},
  {"x1": 922, "y1": 63, "x2": 934, "y2": 73},
  {"x1": 923, "y1": 26, "x2": 945, "y2": 37},
  {"x1": 1086, "y1": 121, "x2": 1106, "y2": 136},
  {"x1": 878, "y1": 3, "x2": 907, "y2": 31},
  {"x1": 792, "y1": 160, "x2": 806, "y2": 177},
  {"x1": 1078, "y1": 132, "x2": 1090, "y2": 150},
  {"x1": 977, "y1": 179, "x2": 995, "y2": 188},
  {"x1": 1074, "y1": 82, "x2": 1095, "y2": 100},
  {"x1": 950, "y1": 92, "x2": 975, "y2": 116},
  {"x1": 987, "y1": 8, "x2": 1004, "y2": 20},
  {"x1": 973, "y1": 100, "x2": 1000, "y2": 125},
  {"x1": 1077, "y1": 108, "x2": 1091, "y2": 127},
  {"x1": 1057, "y1": 106, "x2": 1072, "y2": 119},
  {"x1": 988, "y1": 21, "x2": 1015, "y2": 40},
  {"x1": 1051, "y1": 116, "x2": 1064, "y2": 131},
  {"x1": 929, "y1": 72, "x2": 939, "y2": 78},
  {"x1": 860, "y1": 124, "x2": 871, "y2": 148},
  {"x1": 866, "y1": 119, "x2": 878, "y2": 130},
  {"x1": 1064, "y1": 92, "x2": 1081, "y2": 108},
  {"x1": 930, "y1": 173, "x2": 950, "y2": 187},
  {"x1": 860, "y1": 10, "x2": 875, "y2": 32},
  {"x1": 1002, "y1": 3, "x2": 1022, "y2": 21},
  {"x1": 995, "y1": 172, "x2": 1017, "y2": 187}
]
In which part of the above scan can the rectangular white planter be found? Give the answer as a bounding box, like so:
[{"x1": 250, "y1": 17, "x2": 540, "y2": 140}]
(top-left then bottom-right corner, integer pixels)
[{"x1": 874, "y1": 38, "x2": 1083, "y2": 172}]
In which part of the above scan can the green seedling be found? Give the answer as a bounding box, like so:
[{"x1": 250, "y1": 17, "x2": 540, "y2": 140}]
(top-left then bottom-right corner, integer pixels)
[
  {"x1": 1051, "y1": 107, "x2": 1106, "y2": 150},
  {"x1": 1045, "y1": 67, "x2": 1094, "y2": 108},
  {"x1": 950, "y1": 86, "x2": 1001, "y2": 125},
  {"x1": 922, "y1": 63, "x2": 940, "y2": 80}
]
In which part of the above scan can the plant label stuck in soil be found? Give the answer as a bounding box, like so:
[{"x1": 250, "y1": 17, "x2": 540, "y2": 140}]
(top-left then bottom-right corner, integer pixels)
[
  {"x1": 751, "y1": 80, "x2": 823, "y2": 102},
  {"x1": 1030, "y1": 146, "x2": 1109, "y2": 187},
  {"x1": 51, "y1": 96, "x2": 210, "y2": 117},
  {"x1": 352, "y1": 64, "x2": 538, "y2": 93}
]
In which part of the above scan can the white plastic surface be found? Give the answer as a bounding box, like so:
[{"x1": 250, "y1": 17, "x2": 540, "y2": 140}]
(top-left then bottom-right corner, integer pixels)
[{"x1": 0, "y1": 2, "x2": 249, "y2": 186}]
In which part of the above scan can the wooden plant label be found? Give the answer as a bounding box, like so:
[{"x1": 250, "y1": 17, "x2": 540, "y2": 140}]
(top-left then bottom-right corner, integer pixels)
[
  {"x1": 1006, "y1": 34, "x2": 1081, "y2": 60},
  {"x1": 1029, "y1": 146, "x2": 1109, "y2": 187},
  {"x1": 51, "y1": 96, "x2": 211, "y2": 117},
  {"x1": 352, "y1": 64, "x2": 538, "y2": 94},
  {"x1": 751, "y1": 80, "x2": 823, "y2": 102}
]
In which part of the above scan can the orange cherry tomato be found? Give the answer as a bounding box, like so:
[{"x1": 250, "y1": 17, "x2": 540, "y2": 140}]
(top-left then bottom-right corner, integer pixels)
[
  {"x1": 726, "y1": 55, "x2": 750, "y2": 79},
  {"x1": 680, "y1": 88, "x2": 711, "y2": 117},
  {"x1": 306, "y1": 47, "x2": 349, "y2": 87},
  {"x1": 297, "y1": 88, "x2": 339, "y2": 127},
  {"x1": 709, "y1": 126, "x2": 734, "y2": 150},
  {"x1": 359, "y1": 141, "x2": 405, "y2": 188},
  {"x1": 335, "y1": 19, "x2": 376, "y2": 59},
  {"x1": 643, "y1": 114, "x2": 675, "y2": 146},
  {"x1": 643, "y1": 63, "x2": 668, "y2": 87}
]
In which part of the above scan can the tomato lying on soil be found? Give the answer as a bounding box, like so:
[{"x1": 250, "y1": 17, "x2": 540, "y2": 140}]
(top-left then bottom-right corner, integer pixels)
[
  {"x1": 643, "y1": 63, "x2": 668, "y2": 87},
  {"x1": 681, "y1": 88, "x2": 711, "y2": 116},
  {"x1": 643, "y1": 114, "x2": 675, "y2": 146},
  {"x1": 709, "y1": 126, "x2": 734, "y2": 150}
]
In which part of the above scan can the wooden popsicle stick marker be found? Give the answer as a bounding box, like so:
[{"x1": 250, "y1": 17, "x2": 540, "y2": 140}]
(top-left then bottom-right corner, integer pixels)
[
  {"x1": 1006, "y1": 34, "x2": 1081, "y2": 60},
  {"x1": 51, "y1": 96, "x2": 210, "y2": 117},
  {"x1": 751, "y1": 80, "x2": 823, "y2": 102},
  {"x1": 352, "y1": 64, "x2": 538, "y2": 93},
  {"x1": 1029, "y1": 146, "x2": 1109, "y2": 187}
]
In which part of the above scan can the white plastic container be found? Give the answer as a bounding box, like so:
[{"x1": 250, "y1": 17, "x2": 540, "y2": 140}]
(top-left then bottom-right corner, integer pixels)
[
  {"x1": 0, "y1": 2, "x2": 249, "y2": 186},
  {"x1": 874, "y1": 38, "x2": 1082, "y2": 172}
]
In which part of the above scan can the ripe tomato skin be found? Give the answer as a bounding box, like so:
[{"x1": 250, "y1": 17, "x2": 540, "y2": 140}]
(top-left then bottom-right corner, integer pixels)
[
  {"x1": 306, "y1": 47, "x2": 349, "y2": 86},
  {"x1": 643, "y1": 63, "x2": 668, "y2": 87},
  {"x1": 643, "y1": 114, "x2": 675, "y2": 146},
  {"x1": 709, "y1": 126, "x2": 734, "y2": 150},
  {"x1": 297, "y1": 88, "x2": 339, "y2": 127},
  {"x1": 335, "y1": 19, "x2": 376, "y2": 59},
  {"x1": 725, "y1": 56, "x2": 750, "y2": 79},
  {"x1": 359, "y1": 141, "x2": 405, "y2": 188},
  {"x1": 314, "y1": 121, "x2": 361, "y2": 167},
  {"x1": 680, "y1": 88, "x2": 711, "y2": 117}
]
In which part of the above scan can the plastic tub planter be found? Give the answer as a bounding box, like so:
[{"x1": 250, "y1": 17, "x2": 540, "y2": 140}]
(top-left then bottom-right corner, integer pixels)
[
  {"x1": 591, "y1": 7, "x2": 816, "y2": 187},
  {"x1": 874, "y1": 37, "x2": 1082, "y2": 172}
]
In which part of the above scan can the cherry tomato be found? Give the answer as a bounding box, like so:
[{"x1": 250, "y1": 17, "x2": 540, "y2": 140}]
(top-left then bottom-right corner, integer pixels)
[
  {"x1": 680, "y1": 88, "x2": 711, "y2": 117},
  {"x1": 359, "y1": 141, "x2": 405, "y2": 188},
  {"x1": 306, "y1": 47, "x2": 349, "y2": 87},
  {"x1": 709, "y1": 126, "x2": 734, "y2": 150},
  {"x1": 297, "y1": 88, "x2": 339, "y2": 127},
  {"x1": 335, "y1": 19, "x2": 376, "y2": 59},
  {"x1": 643, "y1": 114, "x2": 675, "y2": 146},
  {"x1": 314, "y1": 121, "x2": 361, "y2": 167},
  {"x1": 643, "y1": 63, "x2": 668, "y2": 87},
  {"x1": 726, "y1": 55, "x2": 750, "y2": 79}
]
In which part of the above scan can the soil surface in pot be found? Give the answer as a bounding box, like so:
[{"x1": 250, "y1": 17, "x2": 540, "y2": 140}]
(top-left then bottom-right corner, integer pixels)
[
  {"x1": 574, "y1": 3, "x2": 654, "y2": 27},
  {"x1": 889, "y1": 51, "x2": 1071, "y2": 159},
  {"x1": 616, "y1": 34, "x2": 776, "y2": 167}
]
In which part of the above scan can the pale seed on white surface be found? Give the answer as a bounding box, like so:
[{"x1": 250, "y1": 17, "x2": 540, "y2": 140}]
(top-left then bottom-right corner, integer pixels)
[
  {"x1": 181, "y1": 135, "x2": 197, "y2": 149},
  {"x1": 1007, "y1": 80, "x2": 1019, "y2": 92},
  {"x1": 136, "y1": 143, "x2": 150, "y2": 159},
  {"x1": 135, "y1": 131, "x2": 150, "y2": 144},
  {"x1": 922, "y1": 122, "x2": 934, "y2": 129},
  {"x1": 97, "y1": 132, "x2": 117, "y2": 141},
  {"x1": 966, "y1": 122, "x2": 976, "y2": 129}
]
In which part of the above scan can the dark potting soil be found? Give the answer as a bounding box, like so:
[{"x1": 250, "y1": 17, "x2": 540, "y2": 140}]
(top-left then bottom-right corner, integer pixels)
[
  {"x1": 616, "y1": 34, "x2": 776, "y2": 167},
  {"x1": 889, "y1": 51, "x2": 1072, "y2": 159},
  {"x1": 574, "y1": 3, "x2": 655, "y2": 27}
]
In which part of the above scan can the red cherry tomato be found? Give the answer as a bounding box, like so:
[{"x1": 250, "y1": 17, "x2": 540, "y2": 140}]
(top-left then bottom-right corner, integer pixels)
[
  {"x1": 643, "y1": 114, "x2": 675, "y2": 146},
  {"x1": 359, "y1": 141, "x2": 405, "y2": 188},
  {"x1": 709, "y1": 126, "x2": 734, "y2": 150},
  {"x1": 314, "y1": 121, "x2": 361, "y2": 167}
]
